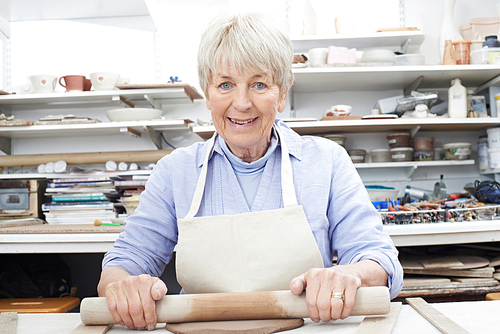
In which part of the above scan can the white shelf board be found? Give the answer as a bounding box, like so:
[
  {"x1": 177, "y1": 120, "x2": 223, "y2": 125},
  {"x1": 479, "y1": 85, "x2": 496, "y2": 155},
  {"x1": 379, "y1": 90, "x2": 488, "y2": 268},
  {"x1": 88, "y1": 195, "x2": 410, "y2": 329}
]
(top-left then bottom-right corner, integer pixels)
[
  {"x1": 0, "y1": 232, "x2": 120, "y2": 254},
  {"x1": 384, "y1": 220, "x2": 500, "y2": 247},
  {"x1": 291, "y1": 65, "x2": 500, "y2": 92},
  {"x1": 0, "y1": 119, "x2": 190, "y2": 138},
  {"x1": 0, "y1": 88, "x2": 197, "y2": 111},
  {"x1": 355, "y1": 160, "x2": 474, "y2": 169},
  {"x1": 0, "y1": 0, "x2": 156, "y2": 32},
  {"x1": 2, "y1": 219, "x2": 500, "y2": 253},
  {"x1": 190, "y1": 118, "x2": 500, "y2": 139},
  {"x1": 291, "y1": 30, "x2": 425, "y2": 52},
  {"x1": 0, "y1": 170, "x2": 151, "y2": 180}
]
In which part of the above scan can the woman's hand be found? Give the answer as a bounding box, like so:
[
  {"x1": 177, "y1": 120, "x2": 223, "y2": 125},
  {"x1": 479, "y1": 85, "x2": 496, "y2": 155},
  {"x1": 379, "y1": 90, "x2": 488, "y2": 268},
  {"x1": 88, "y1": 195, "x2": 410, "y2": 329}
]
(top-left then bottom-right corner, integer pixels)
[
  {"x1": 289, "y1": 260, "x2": 387, "y2": 322},
  {"x1": 99, "y1": 269, "x2": 167, "y2": 331}
]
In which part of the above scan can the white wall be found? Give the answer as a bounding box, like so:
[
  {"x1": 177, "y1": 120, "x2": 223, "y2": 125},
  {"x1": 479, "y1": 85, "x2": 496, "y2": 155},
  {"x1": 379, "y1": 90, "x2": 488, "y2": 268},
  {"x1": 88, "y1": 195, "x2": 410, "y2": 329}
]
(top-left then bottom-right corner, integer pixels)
[{"x1": 4, "y1": 0, "x2": 500, "y2": 194}]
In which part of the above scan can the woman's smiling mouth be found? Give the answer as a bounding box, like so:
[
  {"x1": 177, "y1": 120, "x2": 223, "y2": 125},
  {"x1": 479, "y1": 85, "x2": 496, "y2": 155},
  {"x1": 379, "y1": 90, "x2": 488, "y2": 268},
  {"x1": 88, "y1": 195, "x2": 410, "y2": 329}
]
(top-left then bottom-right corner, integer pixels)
[{"x1": 228, "y1": 117, "x2": 257, "y2": 125}]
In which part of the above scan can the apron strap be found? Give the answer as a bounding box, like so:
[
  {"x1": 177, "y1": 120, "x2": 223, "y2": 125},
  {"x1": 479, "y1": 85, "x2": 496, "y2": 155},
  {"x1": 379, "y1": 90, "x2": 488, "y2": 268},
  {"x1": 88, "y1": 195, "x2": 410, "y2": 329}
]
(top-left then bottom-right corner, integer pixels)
[
  {"x1": 184, "y1": 125, "x2": 298, "y2": 219},
  {"x1": 275, "y1": 126, "x2": 298, "y2": 207}
]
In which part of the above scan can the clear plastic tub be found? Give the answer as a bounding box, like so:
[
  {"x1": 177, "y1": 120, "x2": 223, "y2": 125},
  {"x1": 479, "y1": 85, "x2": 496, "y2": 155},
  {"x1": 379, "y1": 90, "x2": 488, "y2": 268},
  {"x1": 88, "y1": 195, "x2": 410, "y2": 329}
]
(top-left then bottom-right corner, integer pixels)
[
  {"x1": 443, "y1": 142, "x2": 472, "y2": 160},
  {"x1": 471, "y1": 47, "x2": 500, "y2": 64}
]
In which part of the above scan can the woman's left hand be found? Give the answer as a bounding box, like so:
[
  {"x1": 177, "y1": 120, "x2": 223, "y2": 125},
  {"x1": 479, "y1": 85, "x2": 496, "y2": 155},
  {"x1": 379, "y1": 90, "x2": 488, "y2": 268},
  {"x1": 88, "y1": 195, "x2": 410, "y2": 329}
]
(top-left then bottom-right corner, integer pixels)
[{"x1": 290, "y1": 260, "x2": 386, "y2": 322}]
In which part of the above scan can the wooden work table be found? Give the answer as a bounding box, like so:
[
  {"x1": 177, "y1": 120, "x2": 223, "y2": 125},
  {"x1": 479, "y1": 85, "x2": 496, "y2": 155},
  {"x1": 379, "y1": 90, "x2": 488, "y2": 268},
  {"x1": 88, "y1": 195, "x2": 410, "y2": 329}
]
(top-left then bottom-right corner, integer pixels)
[{"x1": 10, "y1": 300, "x2": 500, "y2": 333}]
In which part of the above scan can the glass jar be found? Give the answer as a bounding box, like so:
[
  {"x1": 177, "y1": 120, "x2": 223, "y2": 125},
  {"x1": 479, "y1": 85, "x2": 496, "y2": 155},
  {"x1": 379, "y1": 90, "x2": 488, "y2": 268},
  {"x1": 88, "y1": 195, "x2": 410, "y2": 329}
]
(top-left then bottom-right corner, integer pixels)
[{"x1": 478, "y1": 135, "x2": 489, "y2": 170}]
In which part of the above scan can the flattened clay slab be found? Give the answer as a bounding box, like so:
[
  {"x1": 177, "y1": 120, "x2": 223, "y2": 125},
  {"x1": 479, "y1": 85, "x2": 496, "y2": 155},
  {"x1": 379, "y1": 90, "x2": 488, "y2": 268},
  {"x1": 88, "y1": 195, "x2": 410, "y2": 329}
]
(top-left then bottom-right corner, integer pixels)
[{"x1": 165, "y1": 318, "x2": 304, "y2": 334}]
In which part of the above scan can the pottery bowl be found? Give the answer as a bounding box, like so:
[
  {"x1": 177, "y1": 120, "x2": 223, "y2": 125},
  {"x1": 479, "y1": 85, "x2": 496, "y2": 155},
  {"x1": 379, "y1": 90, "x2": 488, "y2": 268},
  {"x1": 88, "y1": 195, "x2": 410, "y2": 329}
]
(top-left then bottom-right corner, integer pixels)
[{"x1": 106, "y1": 108, "x2": 162, "y2": 122}]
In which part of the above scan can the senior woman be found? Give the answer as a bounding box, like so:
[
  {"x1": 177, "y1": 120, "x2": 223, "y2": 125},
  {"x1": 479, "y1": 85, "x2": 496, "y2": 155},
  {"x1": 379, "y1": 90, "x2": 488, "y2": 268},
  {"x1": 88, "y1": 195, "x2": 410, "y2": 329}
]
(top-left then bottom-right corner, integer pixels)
[{"x1": 98, "y1": 12, "x2": 403, "y2": 331}]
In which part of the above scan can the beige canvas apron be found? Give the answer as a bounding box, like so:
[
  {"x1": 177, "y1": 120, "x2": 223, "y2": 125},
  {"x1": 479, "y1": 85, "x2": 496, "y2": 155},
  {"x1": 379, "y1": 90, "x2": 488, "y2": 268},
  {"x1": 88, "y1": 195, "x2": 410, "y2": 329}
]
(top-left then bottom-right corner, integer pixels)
[{"x1": 176, "y1": 127, "x2": 324, "y2": 294}]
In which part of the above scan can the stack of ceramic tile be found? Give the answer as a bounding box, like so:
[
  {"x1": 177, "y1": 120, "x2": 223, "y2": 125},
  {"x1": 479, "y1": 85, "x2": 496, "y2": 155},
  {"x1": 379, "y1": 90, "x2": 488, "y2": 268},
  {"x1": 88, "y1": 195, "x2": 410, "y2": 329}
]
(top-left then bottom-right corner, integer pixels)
[{"x1": 400, "y1": 254, "x2": 499, "y2": 291}]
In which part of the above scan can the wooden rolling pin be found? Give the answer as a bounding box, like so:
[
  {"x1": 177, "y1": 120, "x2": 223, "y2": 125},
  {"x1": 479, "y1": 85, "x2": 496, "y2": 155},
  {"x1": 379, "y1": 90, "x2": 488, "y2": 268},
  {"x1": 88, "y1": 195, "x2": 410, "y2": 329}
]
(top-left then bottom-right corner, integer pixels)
[{"x1": 80, "y1": 286, "x2": 389, "y2": 325}]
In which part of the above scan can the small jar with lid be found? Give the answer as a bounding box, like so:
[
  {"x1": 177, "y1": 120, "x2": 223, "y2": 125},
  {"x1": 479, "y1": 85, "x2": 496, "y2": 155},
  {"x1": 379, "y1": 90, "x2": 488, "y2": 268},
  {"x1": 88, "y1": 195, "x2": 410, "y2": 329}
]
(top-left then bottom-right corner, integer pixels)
[
  {"x1": 387, "y1": 132, "x2": 411, "y2": 148},
  {"x1": 483, "y1": 35, "x2": 500, "y2": 48},
  {"x1": 348, "y1": 149, "x2": 366, "y2": 163}
]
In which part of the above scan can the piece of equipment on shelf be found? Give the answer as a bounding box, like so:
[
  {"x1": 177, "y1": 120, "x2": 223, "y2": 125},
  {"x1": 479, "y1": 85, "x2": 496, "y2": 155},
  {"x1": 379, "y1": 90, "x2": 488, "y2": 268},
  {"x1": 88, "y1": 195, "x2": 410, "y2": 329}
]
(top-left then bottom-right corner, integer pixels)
[{"x1": 0, "y1": 180, "x2": 40, "y2": 219}]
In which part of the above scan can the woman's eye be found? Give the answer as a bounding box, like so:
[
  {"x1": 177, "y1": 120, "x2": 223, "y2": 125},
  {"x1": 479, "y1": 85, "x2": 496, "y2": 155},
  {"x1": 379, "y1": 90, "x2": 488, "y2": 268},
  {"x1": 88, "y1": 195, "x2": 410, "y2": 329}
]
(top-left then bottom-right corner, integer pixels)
[
  {"x1": 255, "y1": 82, "x2": 267, "y2": 89},
  {"x1": 219, "y1": 82, "x2": 232, "y2": 90}
]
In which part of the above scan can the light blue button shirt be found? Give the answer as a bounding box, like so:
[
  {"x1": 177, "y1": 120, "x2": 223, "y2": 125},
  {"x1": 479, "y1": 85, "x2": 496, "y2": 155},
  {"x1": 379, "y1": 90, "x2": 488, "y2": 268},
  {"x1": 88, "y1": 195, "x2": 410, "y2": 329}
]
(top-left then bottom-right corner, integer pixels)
[{"x1": 103, "y1": 119, "x2": 403, "y2": 299}]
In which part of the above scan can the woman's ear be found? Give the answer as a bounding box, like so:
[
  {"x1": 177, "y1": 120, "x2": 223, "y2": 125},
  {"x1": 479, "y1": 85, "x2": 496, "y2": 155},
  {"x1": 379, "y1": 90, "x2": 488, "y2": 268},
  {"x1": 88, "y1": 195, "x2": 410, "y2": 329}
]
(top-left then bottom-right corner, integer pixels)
[
  {"x1": 205, "y1": 94, "x2": 212, "y2": 110},
  {"x1": 278, "y1": 73, "x2": 294, "y2": 113}
]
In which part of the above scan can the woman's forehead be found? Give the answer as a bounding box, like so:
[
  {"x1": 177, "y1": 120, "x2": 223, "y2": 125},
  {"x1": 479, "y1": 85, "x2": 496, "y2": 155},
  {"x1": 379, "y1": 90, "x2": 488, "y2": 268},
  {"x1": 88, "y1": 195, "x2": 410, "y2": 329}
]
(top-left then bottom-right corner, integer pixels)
[{"x1": 212, "y1": 63, "x2": 272, "y2": 79}]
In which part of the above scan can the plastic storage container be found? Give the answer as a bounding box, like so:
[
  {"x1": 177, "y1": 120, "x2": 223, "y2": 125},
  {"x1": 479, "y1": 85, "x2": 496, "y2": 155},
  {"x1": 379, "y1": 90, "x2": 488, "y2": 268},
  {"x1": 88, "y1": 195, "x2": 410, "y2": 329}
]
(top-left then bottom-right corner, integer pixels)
[
  {"x1": 443, "y1": 142, "x2": 472, "y2": 160},
  {"x1": 478, "y1": 135, "x2": 489, "y2": 170},
  {"x1": 348, "y1": 149, "x2": 366, "y2": 163},
  {"x1": 412, "y1": 137, "x2": 434, "y2": 151},
  {"x1": 488, "y1": 148, "x2": 500, "y2": 169},
  {"x1": 471, "y1": 47, "x2": 500, "y2": 64},
  {"x1": 487, "y1": 127, "x2": 500, "y2": 149},
  {"x1": 323, "y1": 134, "x2": 346, "y2": 147},
  {"x1": 387, "y1": 132, "x2": 411, "y2": 148},
  {"x1": 370, "y1": 149, "x2": 391, "y2": 162},
  {"x1": 390, "y1": 147, "x2": 413, "y2": 162}
]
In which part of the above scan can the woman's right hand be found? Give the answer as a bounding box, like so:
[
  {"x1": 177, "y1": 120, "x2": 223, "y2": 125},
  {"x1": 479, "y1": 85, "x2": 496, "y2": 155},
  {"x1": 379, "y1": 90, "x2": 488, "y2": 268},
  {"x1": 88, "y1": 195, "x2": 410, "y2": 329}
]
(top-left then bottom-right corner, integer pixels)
[{"x1": 104, "y1": 274, "x2": 167, "y2": 331}]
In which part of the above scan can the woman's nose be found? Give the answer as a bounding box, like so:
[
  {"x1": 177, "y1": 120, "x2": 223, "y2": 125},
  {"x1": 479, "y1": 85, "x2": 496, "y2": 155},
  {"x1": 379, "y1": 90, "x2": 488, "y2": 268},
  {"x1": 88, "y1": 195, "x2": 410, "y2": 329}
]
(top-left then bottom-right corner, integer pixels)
[{"x1": 232, "y1": 87, "x2": 252, "y2": 111}]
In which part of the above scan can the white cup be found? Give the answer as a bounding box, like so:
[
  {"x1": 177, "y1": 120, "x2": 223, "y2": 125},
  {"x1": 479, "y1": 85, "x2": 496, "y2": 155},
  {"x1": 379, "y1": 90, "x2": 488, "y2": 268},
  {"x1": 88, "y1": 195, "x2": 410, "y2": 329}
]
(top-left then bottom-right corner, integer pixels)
[
  {"x1": 29, "y1": 75, "x2": 57, "y2": 93},
  {"x1": 90, "y1": 72, "x2": 120, "y2": 90},
  {"x1": 308, "y1": 48, "x2": 328, "y2": 67}
]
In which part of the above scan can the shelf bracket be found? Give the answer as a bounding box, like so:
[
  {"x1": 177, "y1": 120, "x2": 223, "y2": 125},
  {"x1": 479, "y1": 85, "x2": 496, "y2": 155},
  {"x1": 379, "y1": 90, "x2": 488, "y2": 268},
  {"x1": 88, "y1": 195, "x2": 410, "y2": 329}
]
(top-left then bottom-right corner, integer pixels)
[
  {"x1": 400, "y1": 37, "x2": 411, "y2": 54},
  {"x1": 0, "y1": 136, "x2": 11, "y2": 155},
  {"x1": 406, "y1": 165, "x2": 418, "y2": 179},
  {"x1": 112, "y1": 95, "x2": 134, "y2": 108},
  {"x1": 404, "y1": 75, "x2": 423, "y2": 96},
  {"x1": 0, "y1": 15, "x2": 10, "y2": 39},
  {"x1": 143, "y1": 94, "x2": 156, "y2": 108},
  {"x1": 144, "y1": 126, "x2": 162, "y2": 150},
  {"x1": 119, "y1": 127, "x2": 141, "y2": 138},
  {"x1": 410, "y1": 125, "x2": 421, "y2": 137}
]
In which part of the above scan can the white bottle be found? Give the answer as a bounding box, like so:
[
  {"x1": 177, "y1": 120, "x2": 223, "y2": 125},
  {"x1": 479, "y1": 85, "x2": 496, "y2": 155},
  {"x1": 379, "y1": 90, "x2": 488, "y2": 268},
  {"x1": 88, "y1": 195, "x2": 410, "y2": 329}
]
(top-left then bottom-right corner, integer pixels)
[{"x1": 448, "y1": 78, "x2": 467, "y2": 118}]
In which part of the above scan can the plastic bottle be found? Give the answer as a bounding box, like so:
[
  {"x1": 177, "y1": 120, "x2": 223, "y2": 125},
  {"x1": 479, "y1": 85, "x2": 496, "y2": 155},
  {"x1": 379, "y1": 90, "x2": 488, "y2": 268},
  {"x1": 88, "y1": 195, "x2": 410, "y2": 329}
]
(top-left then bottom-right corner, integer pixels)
[
  {"x1": 478, "y1": 135, "x2": 489, "y2": 170},
  {"x1": 448, "y1": 78, "x2": 467, "y2": 118}
]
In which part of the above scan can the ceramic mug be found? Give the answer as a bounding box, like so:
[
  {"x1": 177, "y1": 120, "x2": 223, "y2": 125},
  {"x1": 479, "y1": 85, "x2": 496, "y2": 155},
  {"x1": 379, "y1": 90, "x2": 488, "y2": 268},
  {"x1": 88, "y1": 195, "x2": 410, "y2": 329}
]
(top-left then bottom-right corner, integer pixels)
[
  {"x1": 83, "y1": 78, "x2": 92, "y2": 91},
  {"x1": 59, "y1": 75, "x2": 86, "y2": 92},
  {"x1": 90, "y1": 72, "x2": 120, "y2": 90},
  {"x1": 30, "y1": 75, "x2": 57, "y2": 93},
  {"x1": 308, "y1": 48, "x2": 328, "y2": 67}
]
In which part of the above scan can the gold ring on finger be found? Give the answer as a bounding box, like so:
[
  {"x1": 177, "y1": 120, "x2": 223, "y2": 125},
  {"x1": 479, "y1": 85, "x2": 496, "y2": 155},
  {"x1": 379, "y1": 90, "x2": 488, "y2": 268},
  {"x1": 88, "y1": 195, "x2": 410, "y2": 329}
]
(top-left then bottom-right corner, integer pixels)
[{"x1": 330, "y1": 292, "x2": 345, "y2": 301}]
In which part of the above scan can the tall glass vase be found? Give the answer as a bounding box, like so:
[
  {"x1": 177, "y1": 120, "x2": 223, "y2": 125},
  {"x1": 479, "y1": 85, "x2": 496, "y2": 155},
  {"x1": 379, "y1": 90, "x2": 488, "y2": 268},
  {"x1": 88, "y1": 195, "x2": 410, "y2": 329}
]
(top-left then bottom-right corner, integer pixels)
[{"x1": 438, "y1": 0, "x2": 462, "y2": 64}]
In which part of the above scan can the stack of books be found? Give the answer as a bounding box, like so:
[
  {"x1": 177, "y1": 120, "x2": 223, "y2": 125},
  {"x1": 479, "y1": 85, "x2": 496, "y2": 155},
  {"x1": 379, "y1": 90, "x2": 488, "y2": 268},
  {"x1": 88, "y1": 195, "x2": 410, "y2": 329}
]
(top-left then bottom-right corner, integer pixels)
[{"x1": 43, "y1": 177, "x2": 117, "y2": 224}]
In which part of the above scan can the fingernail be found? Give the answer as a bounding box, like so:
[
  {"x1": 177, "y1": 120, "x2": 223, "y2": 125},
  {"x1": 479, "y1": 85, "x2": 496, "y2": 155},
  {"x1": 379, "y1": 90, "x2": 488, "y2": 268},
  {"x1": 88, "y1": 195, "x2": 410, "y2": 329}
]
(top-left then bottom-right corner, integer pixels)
[
  {"x1": 119, "y1": 322, "x2": 125, "y2": 327},
  {"x1": 148, "y1": 324, "x2": 155, "y2": 331}
]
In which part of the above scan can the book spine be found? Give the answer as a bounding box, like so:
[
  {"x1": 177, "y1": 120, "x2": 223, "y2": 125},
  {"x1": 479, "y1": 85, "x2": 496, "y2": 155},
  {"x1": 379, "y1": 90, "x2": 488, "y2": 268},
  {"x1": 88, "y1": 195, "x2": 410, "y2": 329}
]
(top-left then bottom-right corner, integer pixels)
[
  {"x1": 51, "y1": 177, "x2": 110, "y2": 183},
  {"x1": 47, "y1": 181, "x2": 114, "y2": 188},
  {"x1": 52, "y1": 196, "x2": 107, "y2": 202}
]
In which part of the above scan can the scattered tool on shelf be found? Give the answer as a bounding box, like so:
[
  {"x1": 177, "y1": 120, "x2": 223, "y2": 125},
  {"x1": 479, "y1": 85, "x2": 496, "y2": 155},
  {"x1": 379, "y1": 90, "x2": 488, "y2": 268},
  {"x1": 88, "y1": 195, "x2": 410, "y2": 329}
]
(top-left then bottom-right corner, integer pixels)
[{"x1": 93, "y1": 219, "x2": 120, "y2": 227}]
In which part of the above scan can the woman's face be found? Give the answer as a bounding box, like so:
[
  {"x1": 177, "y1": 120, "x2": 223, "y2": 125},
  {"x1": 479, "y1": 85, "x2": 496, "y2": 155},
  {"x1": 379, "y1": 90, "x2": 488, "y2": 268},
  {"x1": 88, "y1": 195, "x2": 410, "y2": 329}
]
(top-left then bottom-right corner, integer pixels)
[{"x1": 206, "y1": 65, "x2": 288, "y2": 162}]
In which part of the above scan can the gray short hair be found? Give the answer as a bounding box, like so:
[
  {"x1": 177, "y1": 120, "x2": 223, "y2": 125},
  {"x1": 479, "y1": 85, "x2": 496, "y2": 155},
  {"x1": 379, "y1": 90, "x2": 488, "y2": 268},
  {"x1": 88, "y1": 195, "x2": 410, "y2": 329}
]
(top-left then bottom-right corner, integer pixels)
[{"x1": 198, "y1": 12, "x2": 294, "y2": 98}]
